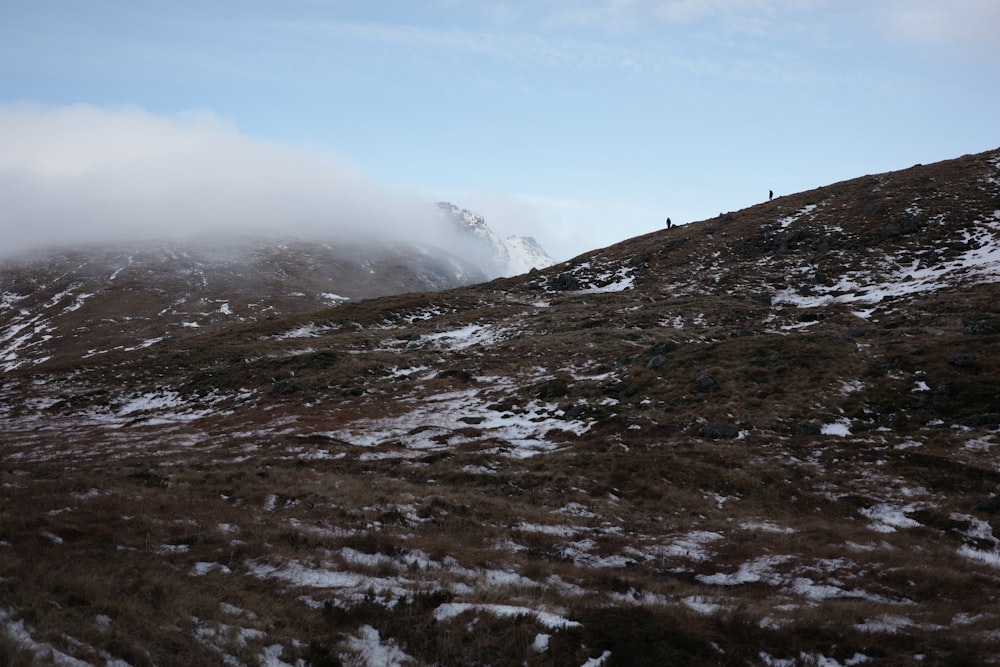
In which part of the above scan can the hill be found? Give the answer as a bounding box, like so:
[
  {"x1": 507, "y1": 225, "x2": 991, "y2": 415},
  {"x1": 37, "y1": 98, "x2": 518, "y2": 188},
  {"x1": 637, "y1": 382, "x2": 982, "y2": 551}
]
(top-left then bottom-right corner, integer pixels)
[
  {"x1": 2, "y1": 147, "x2": 999, "y2": 665},
  {"x1": 0, "y1": 236, "x2": 489, "y2": 372},
  {"x1": 0, "y1": 204, "x2": 555, "y2": 372}
]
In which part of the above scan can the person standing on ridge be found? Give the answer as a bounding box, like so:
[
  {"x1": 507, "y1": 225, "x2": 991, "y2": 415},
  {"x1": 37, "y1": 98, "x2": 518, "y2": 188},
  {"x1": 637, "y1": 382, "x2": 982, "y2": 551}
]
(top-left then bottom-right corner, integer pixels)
[
  {"x1": 769, "y1": 190, "x2": 774, "y2": 201},
  {"x1": 666, "y1": 217, "x2": 673, "y2": 229}
]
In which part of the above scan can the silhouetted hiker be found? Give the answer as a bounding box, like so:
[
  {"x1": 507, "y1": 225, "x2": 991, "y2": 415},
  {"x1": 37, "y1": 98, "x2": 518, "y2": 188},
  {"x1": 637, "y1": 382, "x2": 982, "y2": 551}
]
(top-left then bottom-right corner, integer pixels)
[
  {"x1": 666, "y1": 217, "x2": 673, "y2": 229},
  {"x1": 769, "y1": 190, "x2": 774, "y2": 201}
]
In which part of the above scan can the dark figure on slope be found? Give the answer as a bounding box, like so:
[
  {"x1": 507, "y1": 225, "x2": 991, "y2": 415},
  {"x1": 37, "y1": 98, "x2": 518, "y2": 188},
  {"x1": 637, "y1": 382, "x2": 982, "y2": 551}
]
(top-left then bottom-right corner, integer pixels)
[
  {"x1": 666, "y1": 217, "x2": 673, "y2": 229},
  {"x1": 769, "y1": 190, "x2": 774, "y2": 201}
]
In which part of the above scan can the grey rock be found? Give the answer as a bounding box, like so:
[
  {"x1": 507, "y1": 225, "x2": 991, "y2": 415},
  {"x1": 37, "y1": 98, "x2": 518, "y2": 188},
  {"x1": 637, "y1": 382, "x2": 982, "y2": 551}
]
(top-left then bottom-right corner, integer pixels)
[
  {"x1": 270, "y1": 380, "x2": 298, "y2": 396},
  {"x1": 945, "y1": 353, "x2": 978, "y2": 371},
  {"x1": 693, "y1": 372, "x2": 720, "y2": 393},
  {"x1": 646, "y1": 355, "x2": 667, "y2": 370},
  {"x1": 973, "y1": 495, "x2": 1000, "y2": 515},
  {"x1": 963, "y1": 317, "x2": 996, "y2": 335},
  {"x1": 790, "y1": 422, "x2": 822, "y2": 436},
  {"x1": 698, "y1": 421, "x2": 741, "y2": 439}
]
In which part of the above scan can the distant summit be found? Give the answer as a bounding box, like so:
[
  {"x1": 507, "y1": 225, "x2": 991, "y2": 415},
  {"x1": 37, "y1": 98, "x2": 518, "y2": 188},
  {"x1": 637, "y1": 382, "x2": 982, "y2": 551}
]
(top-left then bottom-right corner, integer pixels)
[{"x1": 433, "y1": 202, "x2": 556, "y2": 278}]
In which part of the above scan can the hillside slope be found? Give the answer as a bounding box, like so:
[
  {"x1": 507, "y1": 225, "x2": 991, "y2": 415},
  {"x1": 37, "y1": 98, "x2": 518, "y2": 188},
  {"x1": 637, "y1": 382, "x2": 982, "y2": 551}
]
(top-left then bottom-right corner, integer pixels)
[
  {"x1": 0, "y1": 236, "x2": 488, "y2": 371},
  {"x1": 2, "y1": 147, "x2": 999, "y2": 665}
]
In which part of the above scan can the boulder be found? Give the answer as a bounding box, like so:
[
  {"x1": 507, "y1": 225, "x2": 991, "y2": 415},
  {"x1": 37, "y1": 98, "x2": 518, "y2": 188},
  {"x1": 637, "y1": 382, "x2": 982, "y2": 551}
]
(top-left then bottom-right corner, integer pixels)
[{"x1": 698, "y1": 421, "x2": 740, "y2": 439}]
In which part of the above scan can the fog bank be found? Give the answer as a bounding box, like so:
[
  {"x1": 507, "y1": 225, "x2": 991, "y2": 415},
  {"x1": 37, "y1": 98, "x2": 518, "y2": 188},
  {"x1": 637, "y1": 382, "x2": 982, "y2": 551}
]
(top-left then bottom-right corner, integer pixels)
[{"x1": 0, "y1": 103, "x2": 441, "y2": 258}]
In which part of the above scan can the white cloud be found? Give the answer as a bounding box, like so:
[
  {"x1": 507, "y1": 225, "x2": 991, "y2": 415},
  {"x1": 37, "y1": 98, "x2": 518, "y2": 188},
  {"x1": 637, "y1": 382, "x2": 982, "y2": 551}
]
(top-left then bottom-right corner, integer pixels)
[
  {"x1": 0, "y1": 103, "x2": 438, "y2": 257},
  {"x1": 880, "y1": 0, "x2": 1000, "y2": 57}
]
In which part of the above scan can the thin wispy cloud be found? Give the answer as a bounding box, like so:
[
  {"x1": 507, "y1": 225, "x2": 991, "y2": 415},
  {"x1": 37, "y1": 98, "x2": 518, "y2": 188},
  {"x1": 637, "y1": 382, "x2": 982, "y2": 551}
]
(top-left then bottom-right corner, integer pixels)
[
  {"x1": 267, "y1": 14, "x2": 823, "y2": 87},
  {"x1": 272, "y1": 19, "x2": 646, "y2": 73},
  {"x1": 880, "y1": 0, "x2": 1000, "y2": 58},
  {"x1": 441, "y1": 0, "x2": 999, "y2": 61}
]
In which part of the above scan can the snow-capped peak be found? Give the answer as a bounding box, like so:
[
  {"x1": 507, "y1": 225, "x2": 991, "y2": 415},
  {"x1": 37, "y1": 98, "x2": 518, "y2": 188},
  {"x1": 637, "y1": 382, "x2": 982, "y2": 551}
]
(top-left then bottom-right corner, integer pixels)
[
  {"x1": 434, "y1": 202, "x2": 556, "y2": 278},
  {"x1": 504, "y1": 235, "x2": 554, "y2": 276}
]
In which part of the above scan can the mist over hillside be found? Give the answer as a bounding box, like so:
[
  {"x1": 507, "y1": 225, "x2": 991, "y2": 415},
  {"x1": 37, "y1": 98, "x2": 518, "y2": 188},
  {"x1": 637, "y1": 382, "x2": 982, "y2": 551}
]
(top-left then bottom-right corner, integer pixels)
[
  {"x1": 0, "y1": 195, "x2": 556, "y2": 372},
  {"x1": 433, "y1": 201, "x2": 556, "y2": 278},
  {"x1": 2, "y1": 147, "x2": 1000, "y2": 665},
  {"x1": 0, "y1": 104, "x2": 557, "y2": 272}
]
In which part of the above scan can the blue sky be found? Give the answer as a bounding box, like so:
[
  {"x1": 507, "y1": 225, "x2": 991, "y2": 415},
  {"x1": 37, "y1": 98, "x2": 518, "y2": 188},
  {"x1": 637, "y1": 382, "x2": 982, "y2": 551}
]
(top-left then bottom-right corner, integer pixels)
[{"x1": 2, "y1": 1, "x2": 999, "y2": 260}]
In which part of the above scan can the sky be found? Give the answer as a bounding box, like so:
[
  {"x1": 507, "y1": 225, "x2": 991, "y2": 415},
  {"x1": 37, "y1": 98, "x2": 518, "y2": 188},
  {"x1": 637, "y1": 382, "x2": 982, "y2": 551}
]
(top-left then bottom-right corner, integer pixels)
[{"x1": 1, "y1": 1, "x2": 999, "y2": 261}]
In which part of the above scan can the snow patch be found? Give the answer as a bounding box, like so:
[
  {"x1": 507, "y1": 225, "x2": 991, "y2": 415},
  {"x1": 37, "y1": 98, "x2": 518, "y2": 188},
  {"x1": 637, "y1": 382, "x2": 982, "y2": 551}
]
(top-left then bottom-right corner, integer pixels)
[
  {"x1": 422, "y1": 324, "x2": 509, "y2": 351},
  {"x1": 275, "y1": 322, "x2": 338, "y2": 339},
  {"x1": 328, "y1": 389, "x2": 592, "y2": 459},
  {"x1": 778, "y1": 204, "x2": 818, "y2": 229},
  {"x1": 433, "y1": 603, "x2": 581, "y2": 630},
  {"x1": 821, "y1": 420, "x2": 852, "y2": 436},
  {"x1": 339, "y1": 625, "x2": 415, "y2": 666},
  {"x1": 860, "y1": 504, "x2": 921, "y2": 533},
  {"x1": 957, "y1": 546, "x2": 1000, "y2": 568}
]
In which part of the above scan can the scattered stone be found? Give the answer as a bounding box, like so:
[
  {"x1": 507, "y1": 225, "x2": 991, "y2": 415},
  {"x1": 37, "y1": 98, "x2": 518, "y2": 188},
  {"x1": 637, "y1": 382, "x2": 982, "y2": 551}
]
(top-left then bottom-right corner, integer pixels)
[
  {"x1": 646, "y1": 355, "x2": 667, "y2": 370},
  {"x1": 960, "y1": 414, "x2": 1000, "y2": 428},
  {"x1": 963, "y1": 317, "x2": 996, "y2": 335},
  {"x1": 459, "y1": 416, "x2": 484, "y2": 425},
  {"x1": 304, "y1": 350, "x2": 338, "y2": 369},
  {"x1": 693, "y1": 372, "x2": 720, "y2": 393},
  {"x1": 973, "y1": 496, "x2": 1000, "y2": 515},
  {"x1": 867, "y1": 202, "x2": 887, "y2": 216},
  {"x1": 877, "y1": 412, "x2": 901, "y2": 427},
  {"x1": 549, "y1": 272, "x2": 581, "y2": 291},
  {"x1": 876, "y1": 218, "x2": 922, "y2": 241},
  {"x1": 648, "y1": 341, "x2": 678, "y2": 356},
  {"x1": 945, "y1": 353, "x2": 978, "y2": 371},
  {"x1": 790, "y1": 422, "x2": 822, "y2": 436},
  {"x1": 535, "y1": 378, "x2": 570, "y2": 400},
  {"x1": 270, "y1": 380, "x2": 298, "y2": 396},
  {"x1": 601, "y1": 378, "x2": 638, "y2": 400},
  {"x1": 439, "y1": 369, "x2": 475, "y2": 381},
  {"x1": 698, "y1": 421, "x2": 740, "y2": 439}
]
